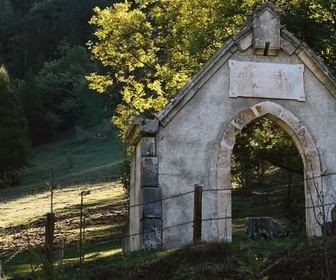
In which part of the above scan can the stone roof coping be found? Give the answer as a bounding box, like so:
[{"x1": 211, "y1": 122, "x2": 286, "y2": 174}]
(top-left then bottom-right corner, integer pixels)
[{"x1": 126, "y1": 118, "x2": 159, "y2": 146}]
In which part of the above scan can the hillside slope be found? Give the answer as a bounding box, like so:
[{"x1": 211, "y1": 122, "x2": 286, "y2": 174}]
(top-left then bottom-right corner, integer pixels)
[{"x1": 0, "y1": 122, "x2": 128, "y2": 278}]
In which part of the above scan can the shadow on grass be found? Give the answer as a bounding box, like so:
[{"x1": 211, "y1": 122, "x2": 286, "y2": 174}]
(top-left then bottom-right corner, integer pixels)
[
  {"x1": 1, "y1": 220, "x2": 127, "y2": 279},
  {"x1": 4, "y1": 236, "x2": 336, "y2": 280},
  {"x1": 87, "y1": 237, "x2": 336, "y2": 280},
  {"x1": 1, "y1": 123, "x2": 125, "y2": 203}
]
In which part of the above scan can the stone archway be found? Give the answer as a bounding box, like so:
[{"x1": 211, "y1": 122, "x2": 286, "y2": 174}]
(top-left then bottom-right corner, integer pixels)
[{"x1": 216, "y1": 101, "x2": 323, "y2": 241}]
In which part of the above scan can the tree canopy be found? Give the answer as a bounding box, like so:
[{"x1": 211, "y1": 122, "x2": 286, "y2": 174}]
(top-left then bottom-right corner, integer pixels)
[
  {"x1": 87, "y1": 0, "x2": 246, "y2": 138},
  {"x1": 87, "y1": 0, "x2": 336, "y2": 138},
  {"x1": 19, "y1": 45, "x2": 104, "y2": 145}
]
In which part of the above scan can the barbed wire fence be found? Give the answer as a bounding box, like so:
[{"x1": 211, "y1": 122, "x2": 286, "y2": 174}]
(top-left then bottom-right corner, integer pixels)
[
  {"x1": 0, "y1": 171, "x2": 336, "y2": 277},
  {"x1": 115, "y1": 185, "x2": 336, "y2": 248}
]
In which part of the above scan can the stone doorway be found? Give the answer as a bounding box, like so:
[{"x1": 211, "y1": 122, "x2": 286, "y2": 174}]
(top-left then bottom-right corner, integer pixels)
[
  {"x1": 216, "y1": 101, "x2": 324, "y2": 241},
  {"x1": 231, "y1": 116, "x2": 305, "y2": 239}
]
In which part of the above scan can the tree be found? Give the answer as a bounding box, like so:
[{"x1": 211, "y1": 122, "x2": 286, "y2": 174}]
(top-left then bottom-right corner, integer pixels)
[
  {"x1": 87, "y1": 0, "x2": 246, "y2": 138},
  {"x1": 232, "y1": 118, "x2": 303, "y2": 189},
  {"x1": 231, "y1": 118, "x2": 305, "y2": 221},
  {"x1": 36, "y1": 44, "x2": 103, "y2": 133},
  {"x1": 19, "y1": 71, "x2": 52, "y2": 146},
  {"x1": 280, "y1": 0, "x2": 336, "y2": 73},
  {"x1": 88, "y1": 0, "x2": 336, "y2": 139},
  {"x1": 0, "y1": 66, "x2": 30, "y2": 187},
  {"x1": 0, "y1": 0, "x2": 114, "y2": 78}
]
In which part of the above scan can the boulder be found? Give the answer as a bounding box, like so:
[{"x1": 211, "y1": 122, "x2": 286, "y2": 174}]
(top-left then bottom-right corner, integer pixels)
[{"x1": 245, "y1": 217, "x2": 293, "y2": 240}]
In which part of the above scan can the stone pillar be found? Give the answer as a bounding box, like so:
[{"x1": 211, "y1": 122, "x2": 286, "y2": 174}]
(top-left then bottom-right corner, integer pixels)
[
  {"x1": 142, "y1": 186, "x2": 162, "y2": 249},
  {"x1": 140, "y1": 137, "x2": 162, "y2": 249},
  {"x1": 124, "y1": 118, "x2": 161, "y2": 252}
]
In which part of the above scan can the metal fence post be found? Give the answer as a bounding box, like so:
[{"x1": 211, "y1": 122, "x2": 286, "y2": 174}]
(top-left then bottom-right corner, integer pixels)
[
  {"x1": 79, "y1": 190, "x2": 90, "y2": 280},
  {"x1": 193, "y1": 184, "x2": 203, "y2": 244}
]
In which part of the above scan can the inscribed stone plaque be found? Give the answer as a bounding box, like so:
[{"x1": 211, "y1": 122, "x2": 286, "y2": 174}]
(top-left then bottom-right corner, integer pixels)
[{"x1": 229, "y1": 60, "x2": 304, "y2": 101}]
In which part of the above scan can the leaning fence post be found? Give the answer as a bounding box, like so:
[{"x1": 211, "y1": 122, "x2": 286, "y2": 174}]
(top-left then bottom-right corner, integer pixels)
[{"x1": 193, "y1": 184, "x2": 203, "y2": 244}]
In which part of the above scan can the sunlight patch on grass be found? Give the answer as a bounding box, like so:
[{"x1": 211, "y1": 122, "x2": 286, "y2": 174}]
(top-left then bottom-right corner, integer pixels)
[
  {"x1": 85, "y1": 223, "x2": 124, "y2": 240},
  {"x1": 84, "y1": 247, "x2": 122, "y2": 261},
  {"x1": 0, "y1": 124, "x2": 127, "y2": 278},
  {"x1": 0, "y1": 182, "x2": 125, "y2": 230},
  {"x1": 0, "y1": 182, "x2": 127, "y2": 260},
  {"x1": 61, "y1": 246, "x2": 121, "y2": 265}
]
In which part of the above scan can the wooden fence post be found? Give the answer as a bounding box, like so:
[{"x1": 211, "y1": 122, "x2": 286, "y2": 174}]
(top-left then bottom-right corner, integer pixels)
[
  {"x1": 193, "y1": 184, "x2": 203, "y2": 244},
  {"x1": 45, "y1": 212, "x2": 55, "y2": 280}
]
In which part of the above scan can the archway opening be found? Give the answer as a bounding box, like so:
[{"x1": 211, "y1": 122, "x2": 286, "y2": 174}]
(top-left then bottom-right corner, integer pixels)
[
  {"x1": 215, "y1": 101, "x2": 323, "y2": 242},
  {"x1": 231, "y1": 117, "x2": 305, "y2": 240}
]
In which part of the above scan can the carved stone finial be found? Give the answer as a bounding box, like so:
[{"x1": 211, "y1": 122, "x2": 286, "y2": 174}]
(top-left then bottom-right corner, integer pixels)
[{"x1": 252, "y1": 2, "x2": 283, "y2": 56}]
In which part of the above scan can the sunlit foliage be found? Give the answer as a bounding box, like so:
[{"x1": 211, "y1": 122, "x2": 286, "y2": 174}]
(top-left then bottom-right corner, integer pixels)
[
  {"x1": 88, "y1": 0, "x2": 336, "y2": 139},
  {"x1": 87, "y1": 0, "x2": 250, "y2": 138}
]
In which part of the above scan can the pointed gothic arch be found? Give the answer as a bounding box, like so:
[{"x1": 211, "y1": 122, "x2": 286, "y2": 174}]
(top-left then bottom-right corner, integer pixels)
[{"x1": 216, "y1": 101, "x2": 324, "y2": 241}]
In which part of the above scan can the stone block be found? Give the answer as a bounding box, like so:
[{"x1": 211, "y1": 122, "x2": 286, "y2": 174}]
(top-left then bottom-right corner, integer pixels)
[
  {"x1": 237, "y1": 32, "x2": 253, "y2": 52},
  {"x1": 140, "y1": 137, "x2": 156, "y2": 157},
  {"x1": 252, "y1": 3, "x2": 281, "y2": 55},
  {"x1": 141, "y1": 157, "x2": 158, "y2": 187},
  {"x1": 142, "y1": 187, "x2": 162, "y2": 218},
  {"x1": 127, "y1": 118, "x2": 159, "y2": 145},
  {"x1": 245, "y1": 217, "x2": 293, "y2": 239},
  {"x1": 142, "y1": 218, "x2": 162, "y2": 249}
]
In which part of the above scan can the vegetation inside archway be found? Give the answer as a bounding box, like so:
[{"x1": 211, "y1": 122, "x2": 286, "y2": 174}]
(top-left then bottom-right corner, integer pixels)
[{"x1": 231, "y1": 118, "x2": 305, "y2": 239}]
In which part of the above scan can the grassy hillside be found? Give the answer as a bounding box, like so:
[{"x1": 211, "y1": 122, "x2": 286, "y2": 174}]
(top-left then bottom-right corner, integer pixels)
[
  {"x1": 0, "y1": 122, "x2": 128, "y2": 279},
  {"x1": 20, "y1": 122, "x2": 124, "y2": 189}
]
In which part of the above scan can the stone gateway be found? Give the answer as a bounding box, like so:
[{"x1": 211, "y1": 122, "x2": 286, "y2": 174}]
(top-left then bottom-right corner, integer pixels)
[{"x1": 123, "y1": 2, "x2": 336, "y2": 253}]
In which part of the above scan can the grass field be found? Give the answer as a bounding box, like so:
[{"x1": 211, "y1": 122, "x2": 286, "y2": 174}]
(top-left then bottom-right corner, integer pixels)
[{"x1": 0, "y1": 122, "x2": 128, "y2": 279}]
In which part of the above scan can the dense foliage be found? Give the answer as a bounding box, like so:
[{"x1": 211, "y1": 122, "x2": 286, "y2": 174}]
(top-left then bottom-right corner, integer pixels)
[
  {"x1": 87, "y1": 0, "x2": 243, "y2": 138},
  {"x1": 232, "y1": 118, "x2": 303, "y2": 190},
  {"x1": 0, "y1": 0, "x2": 335, "y2": 188},
  {"x1": 88, "y1": 0, "x2": 336, "y2": 138},
  {"x1": 0, "y1": 0, "x2": 117, "y2": 147},
  {"x1": 0, "y1": 0, "x2": 113, "y2": 78},
  {"x1": 0, "y1": 66, "x2": 30, "y2": 186},
  {"x1": 0, "y1": 0, "x2": 119, "y2": 186}
]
